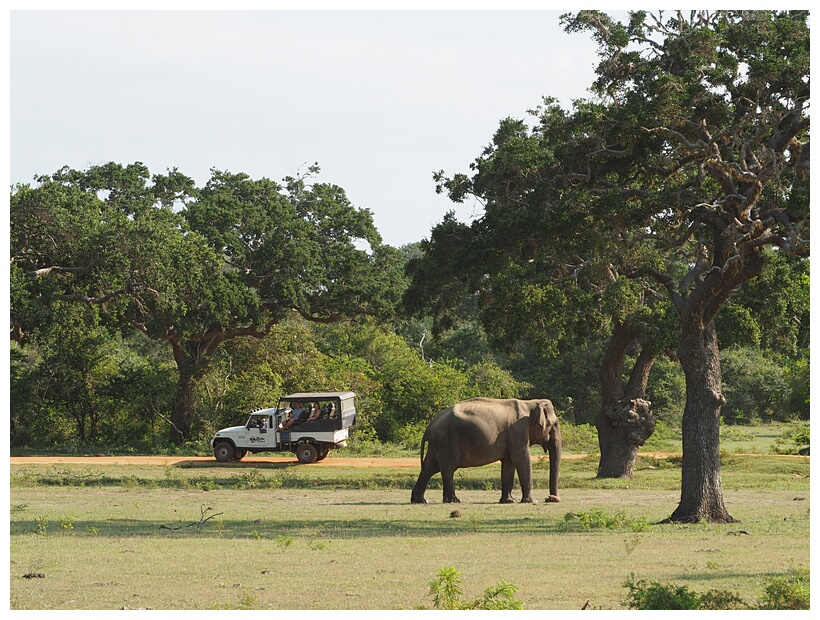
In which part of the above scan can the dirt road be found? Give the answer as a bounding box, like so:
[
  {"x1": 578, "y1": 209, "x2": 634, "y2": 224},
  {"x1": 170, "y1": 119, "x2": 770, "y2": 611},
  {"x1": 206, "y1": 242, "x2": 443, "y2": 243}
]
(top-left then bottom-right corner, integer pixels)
[
  {"x1": 8, "y1": 455, "x2": 423, "y2": 467},
  {"x1": 8, "y1": 453, "x2": 676, "y2": 467}
]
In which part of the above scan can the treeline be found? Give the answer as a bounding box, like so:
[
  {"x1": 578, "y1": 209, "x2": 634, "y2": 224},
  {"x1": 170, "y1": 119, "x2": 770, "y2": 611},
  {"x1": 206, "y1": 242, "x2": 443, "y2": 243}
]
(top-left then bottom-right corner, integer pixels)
[{"x1": 9, "y1": 258, "x2": 808, "y2": 452}]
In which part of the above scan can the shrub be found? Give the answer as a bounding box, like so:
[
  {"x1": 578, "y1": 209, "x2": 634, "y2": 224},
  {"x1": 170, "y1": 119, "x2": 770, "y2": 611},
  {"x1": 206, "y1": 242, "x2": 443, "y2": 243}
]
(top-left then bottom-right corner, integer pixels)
[
  {"x1": 565, "y1": 508, "x2": 648, "y2": 531},
  {"x1": 720, "y1": 347, "x2": 789, "y2": 424},
  {"x1": 428, "y1": 566, "x2": 523, "y2": 610},
  {"x1": 758, "y1": 568, "x2": 810, "y2": 610},
  {"x1": 623, "y1": 575, "x2": 700, "y2": 610},
  {"x1": 559, "y1": 423, "x2": 599, "y2": 454},
  {"x1": 772, "y1": 423, "x2": 810, "y2": 455},
  {"x1": 622, "y1": 568, "x2": 809, "y2": 610}
]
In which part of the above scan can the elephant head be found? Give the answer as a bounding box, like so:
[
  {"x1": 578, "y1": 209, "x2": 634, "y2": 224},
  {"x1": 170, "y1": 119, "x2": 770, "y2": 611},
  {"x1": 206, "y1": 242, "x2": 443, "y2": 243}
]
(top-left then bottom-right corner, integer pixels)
[{"x1": 529, "y1": 399, "x2": 562, "y2": 501}]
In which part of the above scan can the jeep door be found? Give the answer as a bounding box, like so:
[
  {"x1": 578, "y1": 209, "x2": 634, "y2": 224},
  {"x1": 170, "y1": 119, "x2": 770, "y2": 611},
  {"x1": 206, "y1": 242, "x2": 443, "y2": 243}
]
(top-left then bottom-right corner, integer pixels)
[{"x1": 244, "y1": 414, "x2": 275, "y2": 450}]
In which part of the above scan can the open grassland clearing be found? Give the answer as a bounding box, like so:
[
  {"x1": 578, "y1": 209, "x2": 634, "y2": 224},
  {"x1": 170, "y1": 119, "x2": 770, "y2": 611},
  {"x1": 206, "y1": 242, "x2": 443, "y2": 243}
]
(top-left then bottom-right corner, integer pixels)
[{"x1": 9, "y1": 454, "x2": 809, "y2": 610}]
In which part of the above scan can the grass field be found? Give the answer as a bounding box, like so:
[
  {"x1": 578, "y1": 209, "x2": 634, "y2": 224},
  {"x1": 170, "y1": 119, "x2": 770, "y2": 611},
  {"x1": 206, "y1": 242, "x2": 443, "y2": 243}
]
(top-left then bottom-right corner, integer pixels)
[{"x1": 9, "y1": 453, "x2": 810, "y2": 610}]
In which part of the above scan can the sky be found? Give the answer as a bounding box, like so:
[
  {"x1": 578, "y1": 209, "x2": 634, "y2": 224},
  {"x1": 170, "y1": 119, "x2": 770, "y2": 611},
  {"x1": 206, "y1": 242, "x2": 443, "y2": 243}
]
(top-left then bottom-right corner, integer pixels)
[{"x1": 9, "y1": 5, "x2": 606, "y2": 248}]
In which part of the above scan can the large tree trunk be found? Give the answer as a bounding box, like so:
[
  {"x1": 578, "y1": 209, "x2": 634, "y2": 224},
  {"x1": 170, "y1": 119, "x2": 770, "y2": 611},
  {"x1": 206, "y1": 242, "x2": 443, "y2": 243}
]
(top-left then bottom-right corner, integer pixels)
[
  {"x1": 667, "y1": 319, "x2": 736, "y2": 523},
  {"x1": 596, "y1": 323, "x2": 657, "y2": 479},
  {"x1": 167, "y1": 336, "x2": 207, "y2": 445},
  {"x1": 169, "y1": 358, "x2": 196, "y2": 444}
]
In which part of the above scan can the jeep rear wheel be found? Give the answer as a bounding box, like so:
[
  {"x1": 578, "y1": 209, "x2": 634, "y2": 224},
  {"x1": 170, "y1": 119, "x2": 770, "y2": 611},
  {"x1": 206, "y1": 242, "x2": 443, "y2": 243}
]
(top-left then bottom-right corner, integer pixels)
[
  {"x1": 214, "y1": 442, "x2": 235, "y2": 462},
  {"x1": 316, "y1": 446, "x2": 329, "y2": 461},
  {"x1": 296, "y1": 443, "x2": 318, "y2": 464}
]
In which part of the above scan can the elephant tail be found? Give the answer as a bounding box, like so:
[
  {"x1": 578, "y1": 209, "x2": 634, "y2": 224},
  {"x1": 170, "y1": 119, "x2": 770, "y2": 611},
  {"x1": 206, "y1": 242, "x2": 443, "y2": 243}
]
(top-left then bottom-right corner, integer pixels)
[{"x1": 419, "y1": 428, "x2": 429, "y2": 469}]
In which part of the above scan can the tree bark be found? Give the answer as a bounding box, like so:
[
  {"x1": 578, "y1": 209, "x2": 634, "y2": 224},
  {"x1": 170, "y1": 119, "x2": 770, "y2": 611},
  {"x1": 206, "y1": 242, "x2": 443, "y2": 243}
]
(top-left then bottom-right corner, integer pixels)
[
  {"x1": 667, "y1": 318, "x2": 736, "y2": 523},
  {"x1": 167, "y1": 335, "x2": 208, "y2": 445},
  {"x1": 169, "y1": 358, "x2": 196, "y2": 444},
  {"x1": 596, "y1": 323, "x2": 658, "y2": 479}
]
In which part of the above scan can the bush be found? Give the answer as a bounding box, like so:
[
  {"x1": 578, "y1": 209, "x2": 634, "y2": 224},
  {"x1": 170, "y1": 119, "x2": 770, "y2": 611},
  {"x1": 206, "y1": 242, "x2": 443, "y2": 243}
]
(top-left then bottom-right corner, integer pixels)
[
  {"x1": 758, "y1": 568, "x2": 810, "y2": 610},
  {"x1": 720, "y1": 347, "x2": 788, "y2": 424},
  {"x1": 558, "y1": 423, "x2": 599, "y2": 454},
  {"x1": 772, "y1": 423, "x2": 810, "y2": 455},
  {"x1": 428, "y1": 566, "x2": 523, "y2": 610},
  {"x1": 623, "y1": 575, "x2": 700, "y2": 610},
  {"x1": 565, "y1": 508, "x2": 648, "y2": 532},
  {"x1": 623, "y1": 567, "x2": 809, "y2": 610}
]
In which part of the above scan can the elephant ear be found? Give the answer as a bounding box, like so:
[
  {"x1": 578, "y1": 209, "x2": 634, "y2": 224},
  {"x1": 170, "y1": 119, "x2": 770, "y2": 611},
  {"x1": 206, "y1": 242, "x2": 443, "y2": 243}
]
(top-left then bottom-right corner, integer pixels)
[{"x1": 529, "y1": 401, "x2": 548, "y2": 428}]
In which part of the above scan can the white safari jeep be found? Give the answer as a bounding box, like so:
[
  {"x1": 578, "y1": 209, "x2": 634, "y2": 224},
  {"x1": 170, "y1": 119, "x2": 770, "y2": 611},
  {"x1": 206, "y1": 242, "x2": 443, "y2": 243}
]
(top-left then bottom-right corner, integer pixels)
[{"x1": 210, "y1": 391, "x2": 357, "y2": 464}]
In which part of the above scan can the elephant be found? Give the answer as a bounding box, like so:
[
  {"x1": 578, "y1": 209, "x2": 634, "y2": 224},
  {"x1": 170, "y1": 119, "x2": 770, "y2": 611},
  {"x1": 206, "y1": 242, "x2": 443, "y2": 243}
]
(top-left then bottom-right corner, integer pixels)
[{"x1": 410, "y1": 397, "x2": 562, "y2": 504}]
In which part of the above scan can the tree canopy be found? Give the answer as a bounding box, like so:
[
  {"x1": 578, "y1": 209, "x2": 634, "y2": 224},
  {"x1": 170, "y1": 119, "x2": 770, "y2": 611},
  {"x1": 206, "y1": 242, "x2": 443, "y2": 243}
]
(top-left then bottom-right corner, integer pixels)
[
  {"x1": 408, "y1": 10, "x2": 809, "y2": 522},
  {"x1": 11, "y1": 162, "x2": 406, "y2": 442}
]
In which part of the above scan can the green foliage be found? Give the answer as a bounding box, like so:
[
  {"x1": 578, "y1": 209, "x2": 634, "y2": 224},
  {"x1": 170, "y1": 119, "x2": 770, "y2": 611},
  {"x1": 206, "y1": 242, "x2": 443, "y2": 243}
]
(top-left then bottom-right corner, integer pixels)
[
  {"x1": 771, "y1": 423, "x2": 809, "y2": 455},
  {"x1": 623, "y1": 574, "x2": 701, "y2": 610},
  {"x1": 720, "y1": 347, "x2": 789, "y2": 424},
  {"x1": 784, "y1": 357, "x2": 810, "y2": 420},
  {"x1": 428, "y1": 566, "x2": 523, "y2": 610},
  {"x1": 757, "y1": 568, "x2": 810, "y2": 610},
  {"x1": 274, "y1": 535, "x2": 296, "y2": 553},
  {"x1": 558, "y1": 423, "x2": 599, "y2": 454},
  {"x1": 641, "y1": 420, "x2": 681, "y2": 452},
  {"x1": 644, "y1": 357, "x2": 686, "y2": 425},
  {"x1": 11, "y1": 163, "x2": 406, "y2": 444},
  {"x1": 565, "y1": 508, "x2": 648, "y2": 531},
  {"x1": 623, "y1": 568, "x2": 809, "y2": 610}
]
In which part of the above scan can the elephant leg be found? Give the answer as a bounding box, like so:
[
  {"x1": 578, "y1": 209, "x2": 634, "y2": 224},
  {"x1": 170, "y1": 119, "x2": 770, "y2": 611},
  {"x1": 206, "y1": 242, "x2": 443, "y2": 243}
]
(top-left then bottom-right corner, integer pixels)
[
  {"x1": 499, "y1": 458, "x2": 516, "y2": 503},
  {"x1": 515, "y1": 451, "x2": 536, "y2": 503},
  {"x1": 411, "y1": 455, "x2": 440, "y2": 504},
  {"x1": 441, "y1": 465, "x2": 460, "y2": 503}
]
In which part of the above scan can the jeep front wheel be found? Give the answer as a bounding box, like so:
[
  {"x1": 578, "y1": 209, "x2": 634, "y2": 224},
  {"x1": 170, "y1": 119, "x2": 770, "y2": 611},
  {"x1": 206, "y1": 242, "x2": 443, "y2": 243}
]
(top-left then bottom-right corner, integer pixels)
[
  {"x1": 214, "y1": 442, "x2": 235, "y2": 462},
  {"x1": 296, "y1": 443, "x2": 318, "y2": 464}
]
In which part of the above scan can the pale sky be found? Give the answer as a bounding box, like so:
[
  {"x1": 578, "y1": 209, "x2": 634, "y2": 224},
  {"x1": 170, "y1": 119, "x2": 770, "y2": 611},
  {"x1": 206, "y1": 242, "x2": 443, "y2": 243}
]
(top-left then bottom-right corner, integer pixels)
[{"x1": 9, "y1": 5, "x2": 605, "y2": 247}]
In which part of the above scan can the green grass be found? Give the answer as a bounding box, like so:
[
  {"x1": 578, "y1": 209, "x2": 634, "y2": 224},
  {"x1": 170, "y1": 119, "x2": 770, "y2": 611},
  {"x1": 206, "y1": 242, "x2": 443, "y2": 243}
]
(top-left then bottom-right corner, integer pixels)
[{"x1": 9, "y1": 455, "x2": 809, "y2": 610}]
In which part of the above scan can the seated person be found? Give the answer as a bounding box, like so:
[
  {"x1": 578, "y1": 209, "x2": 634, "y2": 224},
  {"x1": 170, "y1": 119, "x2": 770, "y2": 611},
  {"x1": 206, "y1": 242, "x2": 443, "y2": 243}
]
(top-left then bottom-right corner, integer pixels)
[
  {"x1": 277, "y1": 408, "x2": 292, "y2": 429},
  {"x1": 307, "y1": 401, "x2": 323, "y2": 421},
  {"x1": 281, "y1": 402, "x2": 307, "y2": 430}
]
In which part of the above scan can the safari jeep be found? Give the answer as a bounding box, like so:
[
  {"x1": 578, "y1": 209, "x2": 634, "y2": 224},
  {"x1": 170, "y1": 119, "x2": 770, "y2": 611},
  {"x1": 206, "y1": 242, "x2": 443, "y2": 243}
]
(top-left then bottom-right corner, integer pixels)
[{"x1": 211, "y1": 391, "x2": 357, "y2": 464}]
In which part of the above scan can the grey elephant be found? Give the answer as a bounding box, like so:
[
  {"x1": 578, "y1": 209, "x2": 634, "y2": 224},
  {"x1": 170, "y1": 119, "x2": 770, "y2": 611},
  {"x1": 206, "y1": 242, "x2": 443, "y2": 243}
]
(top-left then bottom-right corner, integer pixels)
[{"x1": 410, "y1": 397, "x2": 562, "y2": 504}]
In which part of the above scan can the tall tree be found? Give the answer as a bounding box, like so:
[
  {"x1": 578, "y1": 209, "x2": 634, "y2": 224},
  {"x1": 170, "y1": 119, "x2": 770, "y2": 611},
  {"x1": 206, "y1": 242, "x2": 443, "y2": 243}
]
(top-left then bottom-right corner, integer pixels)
[
  {"x1": 563, "y1": 10, "x2": 809, "y2": 522},
  {"x1": 11, "y1": 162, "x2": 406, "y2": 443},
  {"x1": 410, "y1": 10, "x2": 809, "y2": 522},
  {"x1": 409, "y1": 120, "x2": 670, "y2": 481}
]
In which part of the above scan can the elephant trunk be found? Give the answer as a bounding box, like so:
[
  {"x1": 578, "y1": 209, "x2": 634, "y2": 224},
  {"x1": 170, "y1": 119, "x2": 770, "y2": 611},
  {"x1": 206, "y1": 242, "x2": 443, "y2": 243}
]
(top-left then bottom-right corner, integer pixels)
[{"x1": 546, "y1": 423, "x2": 562, "y2": 499}]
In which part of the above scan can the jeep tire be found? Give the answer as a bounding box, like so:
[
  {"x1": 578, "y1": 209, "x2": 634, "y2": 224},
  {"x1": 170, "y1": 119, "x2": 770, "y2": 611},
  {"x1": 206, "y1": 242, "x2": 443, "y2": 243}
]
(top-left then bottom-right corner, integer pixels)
[
  {"x1": 214, "y1": 442, "x2": 235, "y2": 462},
  {"x1": 296, "y1": 442, "x2": 318, "y2": 464}
]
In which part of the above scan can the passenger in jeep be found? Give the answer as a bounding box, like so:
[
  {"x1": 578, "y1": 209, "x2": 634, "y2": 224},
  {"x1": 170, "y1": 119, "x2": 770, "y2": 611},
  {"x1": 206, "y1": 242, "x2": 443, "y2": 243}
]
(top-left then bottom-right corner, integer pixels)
[{"x1": 282, "y1": 402, "x2": 307, "y2": 429}]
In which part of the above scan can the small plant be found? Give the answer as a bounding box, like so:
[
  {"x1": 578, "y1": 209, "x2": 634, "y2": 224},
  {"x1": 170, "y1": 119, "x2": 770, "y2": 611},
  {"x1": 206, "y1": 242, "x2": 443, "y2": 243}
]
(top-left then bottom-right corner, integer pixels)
[
  {"x1": 428, "y1": 566, "x2": 523, "y2": 610},
  {"x1": 86, "y1": 525, "x2": 99, "y2": 536},
  {"x1": 565, "y1": 507, "x2": 648, "y2": 531},
  {"x1": 623, "y1": 534, "x2": 643, "y2": 557},
  {"x1": 60, "y1": 516, "x2": 75, "y2": 531},
  {"x1": 212, "y1": 588, "x2": 257, "y2": 610},
  {"x1": 34, "y1": 516, "x2": 48, "y2": 536},
  {"x1": 274, "y1": 535, "x2": 295, "y2": 553}
]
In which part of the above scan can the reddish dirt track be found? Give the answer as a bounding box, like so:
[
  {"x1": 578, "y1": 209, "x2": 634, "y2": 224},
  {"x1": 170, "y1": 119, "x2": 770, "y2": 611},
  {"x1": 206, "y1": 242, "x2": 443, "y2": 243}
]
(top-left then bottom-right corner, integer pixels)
[
  {"x1": 8, "y1": 455, "x2": 422, "y2": 467},
  {"x1": 8, "y1": 453, "x2": 679, "y2": 467}
]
